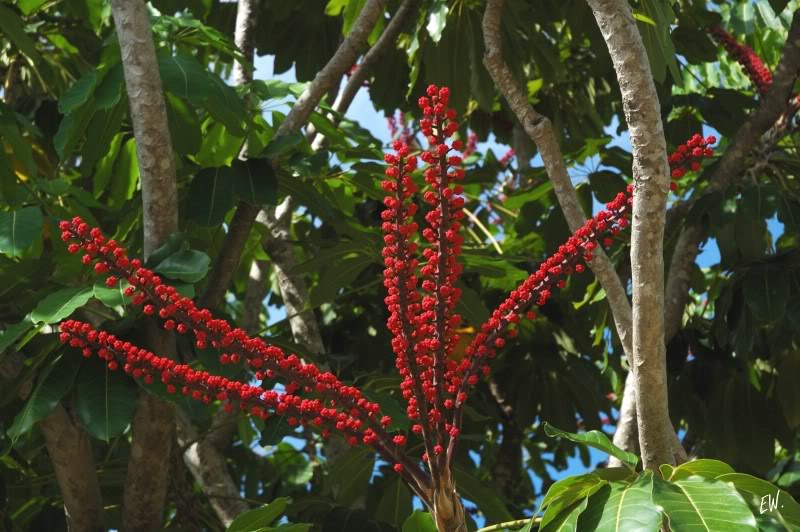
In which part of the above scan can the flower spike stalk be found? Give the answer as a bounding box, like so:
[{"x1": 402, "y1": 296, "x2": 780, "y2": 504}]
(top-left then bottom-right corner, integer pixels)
[
  {"x1": 709, "y1": 26, "x2": 772, "y2": 96},
  {"x1": 57, "y1": 83, "x2": 716, "y2": 528}
]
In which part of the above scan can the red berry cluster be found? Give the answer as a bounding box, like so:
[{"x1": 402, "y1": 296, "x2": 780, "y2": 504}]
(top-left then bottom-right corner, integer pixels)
[
  {"x1": 382, "y1": 85, "x2": 470, "y2": 466},
  {"x1": 57, "y1": 218, "x2": 410, "y2": 456},
  {"x1": 709, "y1": 26, "x2": 772, "y2": 96},
  {"x1": 59, "y1": 319, "x2": 367, "y2": 438},
  {"x1": 668, "y1": 133, "x2": 717, "y2": 184},
  {"x1": 450, "y1": 189, "x2": 632, "y2": 428}
]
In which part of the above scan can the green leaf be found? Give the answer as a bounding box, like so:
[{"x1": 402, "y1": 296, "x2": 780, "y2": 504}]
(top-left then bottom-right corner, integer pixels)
[
  {"x1": 31, "y1": 286, "x2": 93, "y2": 324},
  {"x1": 74, "y1": 361, "x2": 139, "y2": 440},
  {"x1": 80, "y1": 103, "x2": 125, "y2": 178},
  {"x1": 109, "y1": 138, "x2": 140, "y2": 207},
  {"x1": 539, "y1": 473, "x2": 608, "y2": 528},
  {"x1": 0, "y1": 4, "x2": 42, "y2": 63},
  {"x1": 93, "y1": 133, "x2": 123, "y2": 197},
  {"x1": 310, "y1": 254, "x2": 373, "y2": 306},
  {"x1": 426, "y1": 2, "x2": 448, "y2": 43},
  {"x1": 232, "y1": 158, "x2": 278, "y2": 206},
  {"x1": 652, "y1": 475, "x2": 757, "y2": 531},
  {"x1": 205, "y1": 74, "x2": 247, "y2": 136},
  {"x1": 195, "y1": 121, "x2": 244, "y2": 167},
  {"x1": 541, "y1": 497, "x2": 589, "y2": 532},
  {"x1": 543, "y1": 423, "x2": 639, "y2": 471},
  {"x1": 263, "y1": 132, "x2": 305, "y2": 159},
  {"x1": 578, "y1": 472, "x2": 661, "y2": 531},
  {"x1": 668, "y1": 459, "x2": 735, "y2": 481},
  {"x1": 7, "y1": 353, "x2": 82, "y2": 442},
  {"x1": 0, "y1": 316, "x2": 33, "y2": 353},
  {"x1": 95, "y1": 64, "x2": 125, "y2": 110},
  {"x1": 165, "y1": 93, "x2": 201, "y2": 155},
  {"x1": 717, "y1": 473, "x2": 800, "y2": 530},
  {"x1": 93, "y1": 278, "x2": 132, "y2": 308},
  {"x1": 401, "y1": 510, "x2": 437, "y2": 532},
  {"x1": 226, "y1": 498, "x2": 289, "y2": 532},
  {"x1": 638, "y1": 0, "x2": 682, "y2": 85},
  {"x1": 375, "y1": 475, "x2": 412, "y2": 527},
  {"x1": 588, "y1": 171, "x2": 627, "y2": 203},
  {"x1": 186, "y1": 166, "x2": 236, "y2": 226},
  {"x1": 743, "y1": 266, "x2": 790, "y2": 324},
  {"x1": 453, "y1": 465, "x2": 515, "y2": 523},
  {"x1": 153, "y1": 249, "x2": 210, "y2": 283},
  {"x1": 59, "y1": 71, "x2": 98, "y2": 114},
  {"x1": 0, "y1": 207, "x2": 42, "y2": 258},
  {"x1": 158, "y1": 54, "x2": 212, "y2": 103},
  {"x1": 0, "y1": 104, "x2": 37, "y2": 181},
  {"x1": 324, "y1": 446, "x2": 375, "y2": 507}
]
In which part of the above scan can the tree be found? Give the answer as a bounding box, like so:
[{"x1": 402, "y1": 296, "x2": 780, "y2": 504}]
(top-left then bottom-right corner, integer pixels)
[{"x1": 1, "y1": 0, "x2": 800, "y2": 531}]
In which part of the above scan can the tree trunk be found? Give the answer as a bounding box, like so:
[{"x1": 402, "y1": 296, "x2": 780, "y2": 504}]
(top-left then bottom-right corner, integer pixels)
[
  {"x1": 585, "y1": 0, "x2": 677, "y2": 469},
  {"x1": 110, "y1": 0, "x2": 179, "y2": 527}
]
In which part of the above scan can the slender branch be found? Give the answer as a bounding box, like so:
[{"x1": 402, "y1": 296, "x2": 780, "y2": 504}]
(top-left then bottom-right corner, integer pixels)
[
  {"x1": 585, "y1": 0, "x2": 677, "y2": 469},
  {"x1": 175, "y1": 410, "x2": 248, "y2": 526},
  {"x1": 310, "y1": 0, "x2": 419, "y2": 149},
  {"x1": 111, "y1": 0, "x2": 179, "y2": 527}
]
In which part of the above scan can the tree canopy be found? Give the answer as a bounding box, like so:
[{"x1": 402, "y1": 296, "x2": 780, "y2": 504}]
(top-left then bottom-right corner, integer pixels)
[{"x1": 0, "y1": 0, "x2": 799, "y2": 531}]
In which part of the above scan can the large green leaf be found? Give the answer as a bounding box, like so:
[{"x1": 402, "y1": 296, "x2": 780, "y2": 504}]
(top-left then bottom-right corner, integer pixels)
[
  {"x1": 0, "y1": 4, "x2": 43, "y2": 62},
  {"x1": 717, "y1": 473, "x2": 800, "y2": 531},
  {"x1": 186, "y1": 166, "x2": 235, "y2": 226},
  {"x1": 578, "y1": 472, "x2": 661, "y2": 531},
  {"x1": 7, "y1": 353, "x2": 82, "y2": 442},
  {"x1": 323, "y1": 446, "x2": 375, "y2": 507},
  {"x1": 743, "y1": 266, "x2": 791, "y2": 324},
  {"x1": 232, "y1": 158, "x2": 279, "y2": 206},
  {"x1": 80, "y1": 102, "x2": 125, "y2": 178},
  {"x1": 186, "y1": 166, "x2": 236, "y2": 226},
  {"x1": 543, "y1": 423, "x2": 639, "y2": 471},
  {"x1": 401, "y1": 510, "x2": 436, "y2": 532},
  {"x1": 0, "y1": 207, "x2": 42, "y2": 258},
  {"x1": 109, "y1": 138, "x2": 140, "y2": 207},
  {"x1": 153, "y1": 249, "x2": 210, "y2": 283},
  {"x1": 74, "y1": 361, "x2": 139, "y2": 440},
  {"x1": 226, "y1": 497, "x2": 288, "y2": 532},
  {"x1": 0, "y1": 316, "x2": 33, "y2": 353},
  {"x1": 667, "y1": 459, "x2": 735, "y2": 481},
  {"x1": 30, "y1": 286, "x2": 93, "y2": 324},
  {"x1": 93, "y1": 278, "x2": 132, "y2": 308},
  {"x1": 375, "y1": 475, "x2": 413, "y2": 528},
  {"x1": 59, "y1": 71, "x2": 98, "y2": 114},
  {"x1": 452, "y1": 465, "x2": 515, "y2": 523},
  {"x1": 165, "y1": 93, "x2": 201, "y2": 155},
  {"x1": 652, "y1": 475, "x2": 757, "y2": 531},
  {"x1": 158, "y1": 54, "x2": 212, "y2": 103},
  {"x1": 541, "y1": 497, "x2": 589, "y2": 532},
  {"x1": 539, "y1": 473, "x2": 608, "y2": 528}
]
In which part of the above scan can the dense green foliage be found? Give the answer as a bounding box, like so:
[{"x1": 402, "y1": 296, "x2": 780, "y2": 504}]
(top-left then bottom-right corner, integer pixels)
[{"x1": 0, "y1": 0, "x2": 799, "y2": 530}]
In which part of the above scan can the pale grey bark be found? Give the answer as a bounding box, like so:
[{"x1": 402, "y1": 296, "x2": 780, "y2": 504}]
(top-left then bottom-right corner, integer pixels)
[
  {"x1": 111, "y1": 0, "x2": 178, "y2": 527},
  {"x1": 1, "y1": 354, "x2": 104, "y2": 532},
  {"x1": 586, "y1": 0, "x2": 678, "y2": 469},
  {"x1": 175, "y1": 411, "x2": 248, "y2": 526},
  {"x1": 258, "y1": 201, "x2": 326, "y2": 355},
  {"x1": 310, "y1": 0, "x2": 418, "y2": 149}
]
